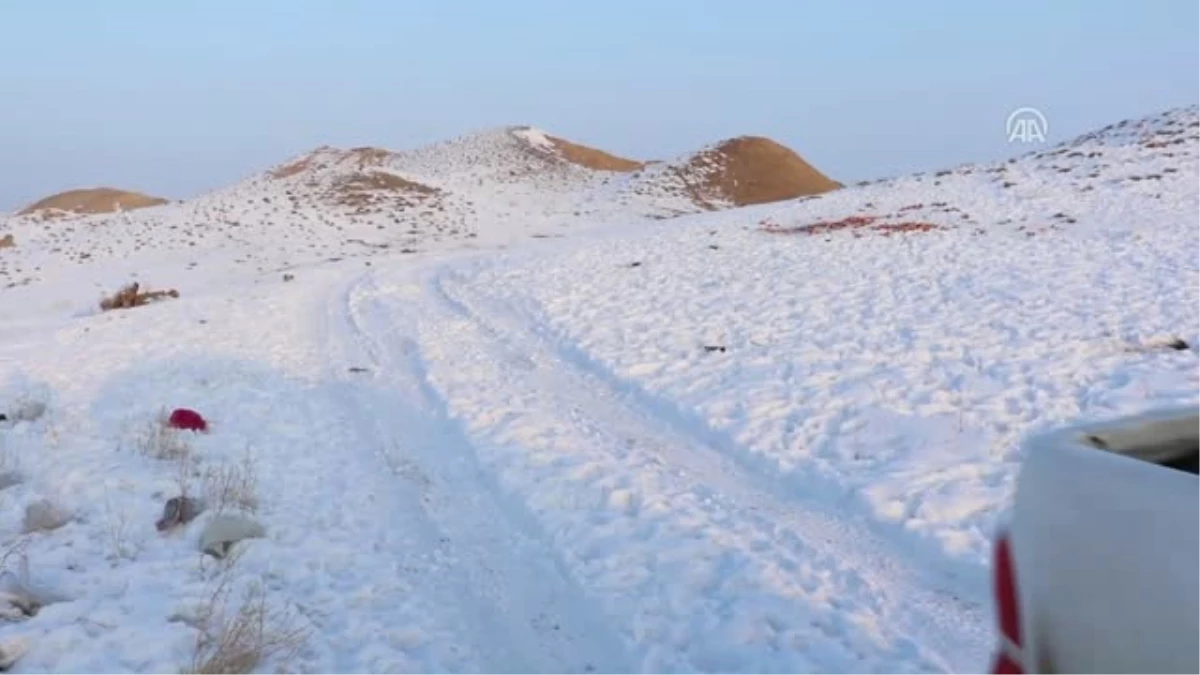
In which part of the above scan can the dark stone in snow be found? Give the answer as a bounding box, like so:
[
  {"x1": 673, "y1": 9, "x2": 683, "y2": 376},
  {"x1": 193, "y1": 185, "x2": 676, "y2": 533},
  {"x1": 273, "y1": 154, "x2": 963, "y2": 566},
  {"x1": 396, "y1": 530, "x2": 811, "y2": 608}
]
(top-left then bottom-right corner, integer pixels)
[{"x1": 156, "y1": 496, "x2": 204, "y2": 532}]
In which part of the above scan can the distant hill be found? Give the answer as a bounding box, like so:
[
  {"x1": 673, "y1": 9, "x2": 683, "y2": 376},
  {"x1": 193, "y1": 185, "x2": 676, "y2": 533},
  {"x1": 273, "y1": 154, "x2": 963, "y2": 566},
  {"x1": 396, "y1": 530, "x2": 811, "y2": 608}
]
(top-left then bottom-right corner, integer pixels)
[
  {"x1": 0, "y1": 124, "x2": 843, "y2": 288},
  {"x1": 624, "y1": 136, "x2": 842, "y2": 210},
  {"x1": 249, "y1": 126, "x2": 840, "y2": 226},
  {"x1": 17, "y1": 187, "x2": 169, "y2": 218},
  {"x1": 12, "y1": 128, "x2": 837, "y2": 229}
]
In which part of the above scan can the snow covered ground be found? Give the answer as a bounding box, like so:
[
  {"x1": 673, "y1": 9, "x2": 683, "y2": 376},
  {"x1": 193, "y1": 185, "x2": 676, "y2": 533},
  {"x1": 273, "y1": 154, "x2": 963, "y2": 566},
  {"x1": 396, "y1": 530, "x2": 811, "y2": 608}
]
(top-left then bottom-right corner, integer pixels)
[{"x1": 0, "y1": 106, "x2": 1196, "y2": 672}]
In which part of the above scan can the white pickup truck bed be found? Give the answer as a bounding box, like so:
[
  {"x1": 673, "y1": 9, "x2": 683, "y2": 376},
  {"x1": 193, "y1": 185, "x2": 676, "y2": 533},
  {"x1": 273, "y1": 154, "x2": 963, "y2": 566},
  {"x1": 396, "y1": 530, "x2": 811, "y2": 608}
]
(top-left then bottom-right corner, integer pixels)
[{"x1": 991, "y1": 406, "x2": 1199, "y2": 674}]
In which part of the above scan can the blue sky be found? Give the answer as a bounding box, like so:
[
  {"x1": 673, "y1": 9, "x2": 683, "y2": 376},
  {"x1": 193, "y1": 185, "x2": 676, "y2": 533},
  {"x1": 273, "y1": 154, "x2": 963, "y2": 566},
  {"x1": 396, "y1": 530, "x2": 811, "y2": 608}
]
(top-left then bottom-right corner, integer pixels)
[{"x1": 2, "y1": 0, "x2": 1196, "y2": 210}]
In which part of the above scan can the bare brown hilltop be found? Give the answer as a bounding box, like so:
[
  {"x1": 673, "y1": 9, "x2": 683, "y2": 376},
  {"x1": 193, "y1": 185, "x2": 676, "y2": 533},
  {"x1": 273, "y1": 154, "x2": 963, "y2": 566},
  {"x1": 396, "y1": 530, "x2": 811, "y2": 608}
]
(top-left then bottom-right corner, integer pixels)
[
  {"x1": 671, "y1": 136, "x2": 842, "y2": 208},
  {"x1": 529, "y1": 131, "x2": 645, "y2": 172},
  {"x1": 261, "y1": 145, "x2": 445, "y2": 217},
  {"x1": 18, "y1": 187, "x2": 169, "y2": 217},
  {"x1": 269, "y1": 145, "x2": 396, "y2": 180}
]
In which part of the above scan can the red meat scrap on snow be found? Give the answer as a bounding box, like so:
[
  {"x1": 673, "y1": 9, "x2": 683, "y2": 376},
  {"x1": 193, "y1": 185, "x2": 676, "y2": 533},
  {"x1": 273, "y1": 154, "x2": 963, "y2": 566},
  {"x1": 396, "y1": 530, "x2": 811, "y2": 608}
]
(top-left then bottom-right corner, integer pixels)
[{"x1": 167, "y1": 408, "x2": 208, "y2": 432}]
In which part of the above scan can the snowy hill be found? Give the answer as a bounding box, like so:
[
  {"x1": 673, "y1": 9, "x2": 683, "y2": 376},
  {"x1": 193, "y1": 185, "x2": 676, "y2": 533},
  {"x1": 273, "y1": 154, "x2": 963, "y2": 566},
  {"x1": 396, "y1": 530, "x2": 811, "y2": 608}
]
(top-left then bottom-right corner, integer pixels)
[
  {"x1": 616, "y1": 135, "x2": 843, "y2": 212},
  {"x1": 0, "y1": 126, "x2": 838, "y2": 323},
  {"x1": 0, "y1": 106, "x2": 1196, "y2": 672},
  {"x1": 16, "y1": 187, "x2": 170, "y2": 219}
]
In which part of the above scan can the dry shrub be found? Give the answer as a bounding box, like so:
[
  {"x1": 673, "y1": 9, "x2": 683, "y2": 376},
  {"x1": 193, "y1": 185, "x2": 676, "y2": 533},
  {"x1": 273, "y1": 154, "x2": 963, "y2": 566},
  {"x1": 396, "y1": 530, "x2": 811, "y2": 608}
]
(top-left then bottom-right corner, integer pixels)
[
  {"x1": 185, "y1": 569, "x2": 307, "y2": 674},
  {"x1": 134, "y1": 418, "x2": 192, "y2": 461},
  {"x1": 0, "y1": 234, "x2": 13, "y2": 249},
  {"x1": 0, "y1": 539, "x2": 27, "y2": 577},
  {"x1": 99, "y1": 281, "x2": 180, "y2": 311},
  {"x1": 202, "y1": 453, "x2": 259, "y2": 514},
  {"x1": 0, "y1": 538, "x2": 38, "y2": 621},
  {"x1": 102, "y1": 492, "x2": 138, "y2": 561}
]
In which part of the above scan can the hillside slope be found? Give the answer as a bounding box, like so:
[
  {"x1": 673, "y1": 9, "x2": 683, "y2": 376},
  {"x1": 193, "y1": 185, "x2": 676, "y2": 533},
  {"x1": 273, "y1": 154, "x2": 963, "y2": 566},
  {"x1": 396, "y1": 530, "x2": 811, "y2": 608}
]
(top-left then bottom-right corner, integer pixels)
[
  {"x1": 620, "y1": 136, "x2": 842, "y2": 211},
  {"x1": 0, "y1": 107, "x2": 1193, "y2": 324},
  {"x1": 0, "y1": 127, "x2": 836, "y2": 317}
]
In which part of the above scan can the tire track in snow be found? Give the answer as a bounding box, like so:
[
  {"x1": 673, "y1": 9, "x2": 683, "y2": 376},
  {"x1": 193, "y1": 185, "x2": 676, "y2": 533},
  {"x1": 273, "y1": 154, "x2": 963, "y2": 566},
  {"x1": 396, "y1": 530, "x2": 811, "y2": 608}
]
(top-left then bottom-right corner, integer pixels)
[
  {"x1": 286, "y1": 270, "x2": 491, "y2": 672},
  {"x1": 326, "y1": 270, "x2": 633, "y2": 674},
  {"x1": 412, "y1": 266, "x2": 989, "y2": 672},
  {"x1": 440, "y1": 267, "x2": 994, "y2": 590}
]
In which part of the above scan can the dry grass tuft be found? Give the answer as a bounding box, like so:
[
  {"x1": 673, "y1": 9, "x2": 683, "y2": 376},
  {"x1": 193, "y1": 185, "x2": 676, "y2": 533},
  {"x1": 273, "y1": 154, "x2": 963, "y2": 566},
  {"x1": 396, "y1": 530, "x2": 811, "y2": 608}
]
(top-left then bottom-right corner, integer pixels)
[
  {"x1": 202, "y1": 452, "x2": 259, "y2": 514},
  {"x1": 0, "y1": 234, "x2": 13, "y2": 249},
  {"x1": 184, "y1": 567, "x2": 307, "y2": 674},
  {"x1": 102, "y1": 492, "x2": 138, "y2": 561},
  {"x1": 0, "y1": 538, "x2": 40, "y2": 621},
  {"x1": 134, "y1": 417, "x2": 193, "y2": 461},
  {"x1": 0, "y1": 539, "x2": 28, "y2": 577},
  {"x1": 99, "y1": 281, "x2": 180, "y2": 311}
]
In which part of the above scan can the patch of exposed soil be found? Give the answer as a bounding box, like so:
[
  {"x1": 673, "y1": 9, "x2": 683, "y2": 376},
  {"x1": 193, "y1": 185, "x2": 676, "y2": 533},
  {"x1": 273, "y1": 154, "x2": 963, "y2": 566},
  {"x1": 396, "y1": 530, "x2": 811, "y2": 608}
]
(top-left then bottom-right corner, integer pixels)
[
  {"x1": 346, "y1": 147, "x2": 391, "y2": 169},
  {"x1": 685, "y1": 137, "x2": 841, "y2": 207},
  {"x1": 330, "y1": 171, "x2": 440, "y2": 209},
  {"x1": 269, "y1": 155, "x2": 315, "y2": 179},
  {"x1": 545, "y1": 135, "x2": 644, "y2": 172},
  {"x1": 18, "y1": 188, "x2": 169, "y2": 217}
]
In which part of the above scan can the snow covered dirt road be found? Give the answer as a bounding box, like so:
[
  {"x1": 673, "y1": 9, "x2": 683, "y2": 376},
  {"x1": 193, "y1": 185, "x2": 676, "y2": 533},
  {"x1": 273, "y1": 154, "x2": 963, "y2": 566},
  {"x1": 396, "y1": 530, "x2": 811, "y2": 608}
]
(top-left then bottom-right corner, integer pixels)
[
  {"x1": 332, "y1": 263, "x2": 990, "y2": 673},
  {"x1": 318, "y1": 270, "x2": 634, "y2": 673}
]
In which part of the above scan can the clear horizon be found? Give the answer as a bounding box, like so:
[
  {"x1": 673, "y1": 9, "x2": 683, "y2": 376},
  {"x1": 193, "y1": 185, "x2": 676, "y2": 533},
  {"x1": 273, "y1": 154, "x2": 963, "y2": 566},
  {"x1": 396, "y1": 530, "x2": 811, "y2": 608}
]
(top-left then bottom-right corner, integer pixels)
[{"x1": 2, "y1": 0, "x2": 1197, "y2": 211}]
